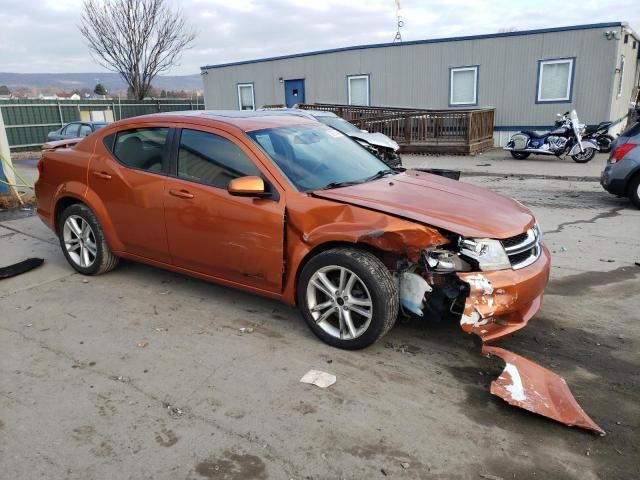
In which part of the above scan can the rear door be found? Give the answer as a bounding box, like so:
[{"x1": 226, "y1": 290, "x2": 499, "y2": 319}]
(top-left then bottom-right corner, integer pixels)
[
  {"x1": 163, "y1": 125, "x2": 285, "y2": 293},
  {"x1": 88, "y1": 124, "x2": 172, "y2": 263}
]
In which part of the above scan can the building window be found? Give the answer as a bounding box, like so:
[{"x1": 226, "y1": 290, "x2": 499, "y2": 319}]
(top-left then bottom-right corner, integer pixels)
[
  {"x1": 537, "y1": 58, "x2": 574, "y2": 103},
  {"x1": 237, "y1": 83, "x2": 255, "y2": 110},
  {"x1": 347, "y1": 75, "x2": 370, "y2": 106},
  {"x1": 617, "y1": 55, "x2": 625, "y2": 97},
  {"x1": 449, "y1": 66, "x2": 478, "y2": 105}
]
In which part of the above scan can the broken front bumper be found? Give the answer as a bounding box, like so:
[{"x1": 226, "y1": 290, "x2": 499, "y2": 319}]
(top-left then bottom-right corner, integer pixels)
[
  {"x1": 458, "y1": 244, "x2": 551, "y2": 343},
  {"x1": 455, "y1": 245, "x2": 604, "y2": 434}
]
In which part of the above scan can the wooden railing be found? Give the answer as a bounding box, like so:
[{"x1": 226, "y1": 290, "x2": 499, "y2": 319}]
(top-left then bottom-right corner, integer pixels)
[{"x1": 297, "y1": 103, "x2": 495, "y2": 154}]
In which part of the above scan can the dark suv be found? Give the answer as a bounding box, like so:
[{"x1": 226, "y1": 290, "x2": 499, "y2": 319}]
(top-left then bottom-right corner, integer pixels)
[{"x1": 601, "y1": 120, "x2": 640, "y2": 208}]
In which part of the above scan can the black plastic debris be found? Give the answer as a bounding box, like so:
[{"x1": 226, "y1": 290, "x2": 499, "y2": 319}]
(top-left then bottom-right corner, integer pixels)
[
  {"x1": 414, "y1": 168, "x2": 461, "y2": 180},
  {"x1": 0, "y1": 258, "x2": 44, "y2": 279}
]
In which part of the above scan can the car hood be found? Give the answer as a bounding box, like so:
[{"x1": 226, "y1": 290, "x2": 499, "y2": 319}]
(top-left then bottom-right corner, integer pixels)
[
  {"x1": 348, "y1": 131, "x2": 399, "y2": 151},
  {"x1": 312, "y1": 170, "x2": 534, "y2": 239}
]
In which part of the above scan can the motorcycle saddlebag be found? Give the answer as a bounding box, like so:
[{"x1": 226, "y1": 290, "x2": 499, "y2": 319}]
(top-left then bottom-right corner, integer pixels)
[{"x1": 511, "y1": 133, "x2": 529, "y2": 150}]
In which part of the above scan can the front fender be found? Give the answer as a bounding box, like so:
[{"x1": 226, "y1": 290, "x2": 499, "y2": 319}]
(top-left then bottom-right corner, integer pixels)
[
  {"x1": 568, "y1": 139, "x2": 599, "y2": 156},
  {"x1": 280, "y1": 195, "x2": 449, "y2": 305}
]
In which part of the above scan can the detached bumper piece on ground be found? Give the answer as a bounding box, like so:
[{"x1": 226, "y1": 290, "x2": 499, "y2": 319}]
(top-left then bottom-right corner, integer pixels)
[{"x1": 482, "y1": 346, "x2": 605, "y2": 435}]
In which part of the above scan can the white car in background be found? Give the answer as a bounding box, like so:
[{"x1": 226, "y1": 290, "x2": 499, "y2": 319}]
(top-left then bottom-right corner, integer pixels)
[{"x1": 258, "y1": 108, "x2": 402, "y2": 167}]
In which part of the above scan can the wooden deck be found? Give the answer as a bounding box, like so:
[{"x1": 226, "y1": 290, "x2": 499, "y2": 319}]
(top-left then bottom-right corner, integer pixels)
[{"x1": 297, "y1": 103, "x2": 495, "y2": 154}]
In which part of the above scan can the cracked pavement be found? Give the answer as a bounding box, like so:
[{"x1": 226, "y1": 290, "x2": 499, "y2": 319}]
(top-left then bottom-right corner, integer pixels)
[{"x1": 1, "y1": 166, "x2": 639, "y2": 479}]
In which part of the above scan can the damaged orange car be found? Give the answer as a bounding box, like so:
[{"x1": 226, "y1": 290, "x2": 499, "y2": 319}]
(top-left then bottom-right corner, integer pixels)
[
  {"x1": 37, "y1": 112, "x2": 608, "y2": 433},
  {"x1": 36, "y1": 111, "x2": 550, "y2": 350}
]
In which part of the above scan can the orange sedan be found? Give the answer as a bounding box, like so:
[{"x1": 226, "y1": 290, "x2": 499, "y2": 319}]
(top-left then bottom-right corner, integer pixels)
[{"x1": 35, "y1": 111, "x2": 550, "y2": 350}]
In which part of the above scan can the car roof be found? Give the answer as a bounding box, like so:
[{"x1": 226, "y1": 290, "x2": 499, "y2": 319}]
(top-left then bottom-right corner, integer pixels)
[{"x1": 118, "y1": 110, "x2": 315, "y2": 132}]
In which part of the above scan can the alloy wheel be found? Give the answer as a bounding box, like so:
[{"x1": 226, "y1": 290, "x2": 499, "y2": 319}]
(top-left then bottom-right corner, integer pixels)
[
  {"x1": 306, "y1": 265, "x2": 373, "y2": 340},
  {"x1": 63, "y1": 215, "x2": 97, "y2": 268}
]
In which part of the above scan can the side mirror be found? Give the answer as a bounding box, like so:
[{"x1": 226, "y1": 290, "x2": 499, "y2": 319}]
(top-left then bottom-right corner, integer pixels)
[{"x1": 227, "y1": 176, "x2": 268, "y2": 197}]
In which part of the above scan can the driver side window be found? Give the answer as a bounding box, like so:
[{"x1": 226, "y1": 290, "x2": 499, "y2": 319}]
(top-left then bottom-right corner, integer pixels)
[
  {"x1": 112, "y1": 128, "x2": 169, "y2": 174},
  {"x1": 177, "y1": 129, "x2": 261, "y2": 189}
]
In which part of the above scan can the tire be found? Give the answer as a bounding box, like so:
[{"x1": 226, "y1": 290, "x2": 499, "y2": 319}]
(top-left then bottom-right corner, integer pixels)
[
  {"x1": 628, "y1": 174, "x2": 640, "y2": 209},
  {"x1": 510, "y1": 151, "x2": 530, "y2": 160},
  {"x1": 297, "y1": 247, "x2": 398, "y2": 350},
  {"x1": 57, "y1": 203, "x2": 119, "y2": 275},
  {"x1": 572, "y1": 147, "x2": 596, "y2": 163},
  {"x1": 597, "y1": 134, "x2": 614, "y2": 154}
]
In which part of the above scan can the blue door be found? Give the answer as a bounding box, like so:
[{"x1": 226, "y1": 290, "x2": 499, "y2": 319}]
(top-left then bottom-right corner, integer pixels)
[{"x1": 284, "y1": 79, "x2": 305, "y2": 107}]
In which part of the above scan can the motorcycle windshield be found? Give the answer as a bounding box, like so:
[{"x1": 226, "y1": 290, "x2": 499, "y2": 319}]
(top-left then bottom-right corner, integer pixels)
[{"x1": 570, "y1": 110, "x2": 582, "y2": 142}]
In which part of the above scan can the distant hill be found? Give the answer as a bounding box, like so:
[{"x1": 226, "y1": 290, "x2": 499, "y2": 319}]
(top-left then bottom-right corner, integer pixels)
[{"x1": 0, "y1": 72, "x2": 203, "y2": 93}]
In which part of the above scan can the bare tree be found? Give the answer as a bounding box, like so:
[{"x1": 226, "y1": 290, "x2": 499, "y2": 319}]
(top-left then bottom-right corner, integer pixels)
[{"x1": 80, "y1": 0, "x2": 196, "y2": 100}]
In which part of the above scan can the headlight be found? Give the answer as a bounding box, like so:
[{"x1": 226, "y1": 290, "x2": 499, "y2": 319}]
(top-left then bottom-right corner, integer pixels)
[
  {"x1": 424, "y1": 248, "x2": 472, "y2": 272},
  {"x1": 459, "y1": 238, "x2": 511, "y2": 271}
]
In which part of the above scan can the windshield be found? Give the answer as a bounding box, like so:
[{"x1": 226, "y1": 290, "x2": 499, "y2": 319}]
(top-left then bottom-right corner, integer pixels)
[
  {"x1": 316, "y1": 116, "x2": 362, "y2": 135},
  {"x1": 248, "y1": 123, "x2": 390, "y2": 191}
]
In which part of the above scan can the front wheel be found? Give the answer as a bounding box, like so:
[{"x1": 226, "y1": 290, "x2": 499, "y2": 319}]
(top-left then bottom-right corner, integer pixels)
[
  {"x1": 597, "y1": 134, "x2": 614, "y2": 153},
  {"x1": 297, "y1": 247, "x2": 398, "y2": 350},
  {"x1": 510, "y1": 151, "x2": 530, "y2": 160},
  {"x1": 572, "y1": 147, "x2": 596, "y2": 163}
]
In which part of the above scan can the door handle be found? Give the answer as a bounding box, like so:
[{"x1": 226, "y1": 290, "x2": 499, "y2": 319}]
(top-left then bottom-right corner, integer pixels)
[
  {"x1": 91, "y1": 171, "x2": 112, "y2": 180},
  {"x1": 169, "y1": 189, "x2": 194, "y2": 199}
]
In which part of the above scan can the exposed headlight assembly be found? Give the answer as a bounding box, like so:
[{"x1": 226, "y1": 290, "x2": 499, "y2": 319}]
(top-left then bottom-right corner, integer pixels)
[
  {"x1": 459, "y1": 238, "x2": 511, "y2": 271},
  {"x1": 424, "y1": 248, "x2": 472, "y2": 272}
]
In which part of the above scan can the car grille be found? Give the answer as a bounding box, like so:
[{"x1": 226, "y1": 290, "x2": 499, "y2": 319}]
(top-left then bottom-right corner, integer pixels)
[{"x1": 501, "y1": 225, "x2": 542, "y2": 270}]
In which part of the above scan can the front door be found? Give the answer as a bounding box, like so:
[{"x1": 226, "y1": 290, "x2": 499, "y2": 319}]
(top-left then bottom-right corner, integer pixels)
[
  {"x1": 284, "y1": 79, "x2": 305, "y2": 107},
  {"x1": 163, "y1": 126, "x2": 285, "y2": 293},
  {"x1": 88, "y1": 125, "x2": 171, "y2": 263}
]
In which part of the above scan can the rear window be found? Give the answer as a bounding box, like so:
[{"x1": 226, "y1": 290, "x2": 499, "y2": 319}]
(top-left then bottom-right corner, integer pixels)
[{"x1": 111, "y1": 128, "x2": 169, "y2": 174}]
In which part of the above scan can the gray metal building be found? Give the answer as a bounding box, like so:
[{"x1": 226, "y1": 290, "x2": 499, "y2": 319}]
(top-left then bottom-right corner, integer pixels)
[{"x1": 201, "y1": 22, "x2": 639, "y2": 145}]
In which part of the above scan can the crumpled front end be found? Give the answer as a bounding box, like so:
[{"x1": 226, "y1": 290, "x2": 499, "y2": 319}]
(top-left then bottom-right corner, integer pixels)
[{"x1": 395, "y1": 233, "x2": 604, "y2": 434}]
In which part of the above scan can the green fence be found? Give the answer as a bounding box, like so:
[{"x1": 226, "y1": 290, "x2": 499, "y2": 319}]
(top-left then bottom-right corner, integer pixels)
[{"x1": 0, "y1": 99, "x2": 205, "y2": 152}]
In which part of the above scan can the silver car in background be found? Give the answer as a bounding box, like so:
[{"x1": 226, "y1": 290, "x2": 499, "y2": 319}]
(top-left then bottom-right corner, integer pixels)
[
  {"x1": 600, "y1": 119, "x2": 640, "y2": 208},
  {"x1": 259, "y1": 108, "x2": 402, "y2": 167}
]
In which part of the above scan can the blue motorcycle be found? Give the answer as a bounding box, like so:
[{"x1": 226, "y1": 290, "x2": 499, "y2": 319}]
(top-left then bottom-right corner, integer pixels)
[{"x1": 504, "y1": 110, "x2": 598, "y2": 163}]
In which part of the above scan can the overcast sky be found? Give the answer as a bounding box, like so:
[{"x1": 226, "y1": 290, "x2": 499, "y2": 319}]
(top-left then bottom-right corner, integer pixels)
[{"x1": 1, "y1": 0, "x2": 638, "y2": 75}]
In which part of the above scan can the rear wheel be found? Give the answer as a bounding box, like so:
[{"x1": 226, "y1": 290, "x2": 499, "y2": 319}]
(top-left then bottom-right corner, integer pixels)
[
  {"x1": 297, "y1": 247, "x2": 398, "y2": 350},
  {"x1": 572, "y1": 147, "x2": 596, "y2": 163},
  {"x1": 597, "y1": 134, "x2": 614, "y2": 154},
  {"x1": 510, "y1": 151, "x2": 530, "y2": 160},
  {"x1": 629, "y1": 174, "x2": 640, "y2": 209},
  {"x1": 58, "y1": 203, "x2": 119, "y2": 275}
]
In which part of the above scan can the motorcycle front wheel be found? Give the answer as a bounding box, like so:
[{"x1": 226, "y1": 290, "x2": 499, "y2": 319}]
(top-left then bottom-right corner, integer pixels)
[
  {"x1": 597, "y1": 134, "x2": 614, "y2": 154},
  {"x1": 510, "y1": 151, "x2": 530, "y2": 159},
  {"x1": 572, "y1": 147, "x2": 596, "y2": 163}
]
